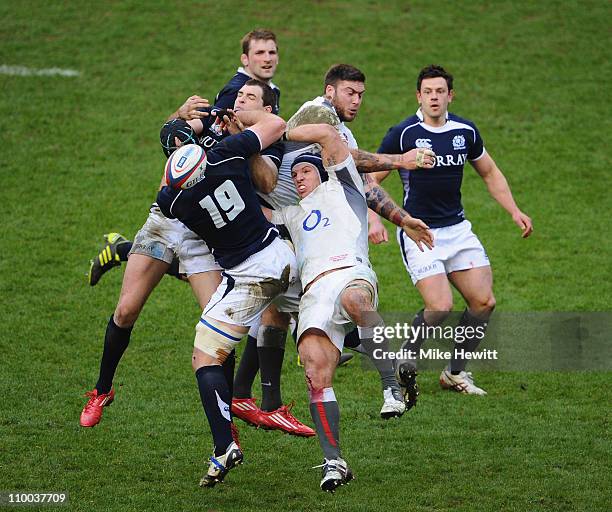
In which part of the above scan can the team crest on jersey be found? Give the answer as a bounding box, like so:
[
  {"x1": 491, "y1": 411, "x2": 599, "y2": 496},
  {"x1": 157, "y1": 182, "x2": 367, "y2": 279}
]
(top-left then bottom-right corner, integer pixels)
[
  {"x1": 452, "y1": 135, "x2": 466, "y2": 150},
  {"x1": 415, "y1": 138, "x2": 433, "y2": 149}
]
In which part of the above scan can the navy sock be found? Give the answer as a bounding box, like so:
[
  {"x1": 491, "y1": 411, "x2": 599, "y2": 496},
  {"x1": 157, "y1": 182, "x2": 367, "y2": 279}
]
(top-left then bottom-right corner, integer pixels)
[
  {"x1": 95, "y1": 315, "x2": 133, "y2": 394},
  {"x1": 116, "y1": 242, "x2": 132, "y2": 261},
  {"x1": 343, "y1": 328, "x2": 361, "y2": 349},
  {"x1": 195, "y1": 365, "x2": 233, "y2": 456},
  {"x1": 222, "y1": 349, "x2": 236, "y2": 398},
  {"x1": 233, "y1": 335, "x2": 259, "y2": 398},
  {"x1": 164, "y1": 257, "x2": 182, "y2": 280},
  {"x1": 258, "y1": 346, "x2": 284, "y2": 411},
  {"x1": 450, "y1": 309, "x2": 489, "y2": 374}
]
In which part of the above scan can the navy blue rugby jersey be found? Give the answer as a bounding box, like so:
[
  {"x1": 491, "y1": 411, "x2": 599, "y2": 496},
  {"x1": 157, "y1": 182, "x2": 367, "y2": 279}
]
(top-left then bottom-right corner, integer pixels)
[
  {"x1": 214, "y1": 67, "x2": 280, "y2": 114},
  {"x1": 378, "y1": 109, "x2": 485, "y2": 228},
  {"x1": 157, "y1": 130, "x2": 279, "y2": 268}
]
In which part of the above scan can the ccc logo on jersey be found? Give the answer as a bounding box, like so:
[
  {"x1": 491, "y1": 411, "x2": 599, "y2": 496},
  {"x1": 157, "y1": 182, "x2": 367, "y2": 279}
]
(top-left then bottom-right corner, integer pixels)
[
  {"x1": 415, "y1": 138, "x2": 433, "y2": 149},
  {"x1": 303, "y1": 210, "x2": 331, "y2": 231}
]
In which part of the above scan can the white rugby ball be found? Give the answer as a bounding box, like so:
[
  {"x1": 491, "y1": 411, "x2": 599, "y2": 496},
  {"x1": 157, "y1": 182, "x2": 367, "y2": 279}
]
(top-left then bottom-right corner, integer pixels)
[{"x1": 164, "y1": 144, "x2": 207, "y2": 189}]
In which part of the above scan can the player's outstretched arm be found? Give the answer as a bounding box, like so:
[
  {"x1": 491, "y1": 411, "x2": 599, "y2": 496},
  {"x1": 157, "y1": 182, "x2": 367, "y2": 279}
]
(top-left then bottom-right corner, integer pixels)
[
  {"x1": 471, "y1": 154, "x2": 533, "y2": 238},
  {"x1": 285, "y1": 124, "x2": 349, "y2": 167},
  {"x1": 350, "y1": 148, "x2": 436, "y2": 173},
  {"x1": 235, "y1": 110, "x2": 286, "y2": 150},
  {"x1": 362, "y1": 174, "x2": 433, "y2": 251}
]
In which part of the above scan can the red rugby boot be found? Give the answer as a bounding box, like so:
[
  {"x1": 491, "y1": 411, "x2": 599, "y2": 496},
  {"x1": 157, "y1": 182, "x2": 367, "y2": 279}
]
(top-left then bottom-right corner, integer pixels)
[
  {"x1": 259, "y1": 403, "x2": 315, "y2": 437},
  {"x1": 80, "y1": 388, "x2": 115, "y2": 427},
  {"x1": 231, "y1": 397, "x2": 264, "y2": 427}
]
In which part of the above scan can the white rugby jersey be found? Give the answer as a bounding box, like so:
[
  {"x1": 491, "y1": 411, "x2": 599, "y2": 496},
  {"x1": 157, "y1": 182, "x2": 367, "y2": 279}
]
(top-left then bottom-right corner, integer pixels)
[
  {"x1": 259, "y1": 97, "x2": 358, "y2": 210},
  {"x1": 271, "y1": 154, "x2": 370, "y2": 287}
]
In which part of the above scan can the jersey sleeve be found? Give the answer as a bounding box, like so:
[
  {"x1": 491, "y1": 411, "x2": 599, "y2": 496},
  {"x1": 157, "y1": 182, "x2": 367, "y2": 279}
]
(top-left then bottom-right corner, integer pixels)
[
  {"x1": 377, "y1": 125, "x2": 403, "y2": 155},
  {"x1": 468, "y1": 122, "x2": 485, "y2": 161},
  {"x1": 261, "y1": 141, "x2": 284, "y2": 169},
  {"x1": 325, "y1": 154, "x2": 363, "y2": 194},
  {"x1": 216, "y1": 129, "x2": 263, "y2": 160},
  {"x1": 270, "y1": 208, "x2": 286, "y2": 225},
  {"x1": 156, "y1": 187, "x2": 179, "y2": 219}
]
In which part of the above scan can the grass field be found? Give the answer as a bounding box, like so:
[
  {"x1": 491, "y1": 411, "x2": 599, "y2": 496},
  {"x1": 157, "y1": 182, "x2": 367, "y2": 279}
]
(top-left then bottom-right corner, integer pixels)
[{"x1": 1, "y1": 1, "x2": 611, "y2": 511}]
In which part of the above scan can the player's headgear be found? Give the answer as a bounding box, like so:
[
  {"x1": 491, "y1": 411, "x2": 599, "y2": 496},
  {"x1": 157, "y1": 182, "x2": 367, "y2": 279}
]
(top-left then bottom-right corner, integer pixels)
[
  {"x1": 160, "y1": 119, "x2": 200, "y2": 157},
  {"x1": 291, "y1": 153, "x2": 327, "y2": 183}
]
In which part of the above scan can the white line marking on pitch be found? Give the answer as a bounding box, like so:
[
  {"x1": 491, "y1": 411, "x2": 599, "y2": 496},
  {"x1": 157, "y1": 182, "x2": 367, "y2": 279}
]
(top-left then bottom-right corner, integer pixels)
[{"x1": 0, "y1": 65, "x2": 80, "y2": 77}]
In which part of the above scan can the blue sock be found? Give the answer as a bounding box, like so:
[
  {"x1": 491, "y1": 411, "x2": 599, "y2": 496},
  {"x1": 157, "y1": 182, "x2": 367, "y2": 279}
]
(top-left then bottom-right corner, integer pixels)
[{"x1": 195, "y1": 365, "x2": 233, "y2": 456}]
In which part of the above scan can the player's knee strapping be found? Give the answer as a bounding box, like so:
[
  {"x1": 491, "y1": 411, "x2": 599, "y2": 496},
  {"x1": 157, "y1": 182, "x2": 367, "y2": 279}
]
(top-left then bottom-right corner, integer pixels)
[
  {"x1": 340, "y1": 279, "x2": 376, "y2": 320},
  {"x1": 343, "y1": 280, "x2": 376, "y2": 306},
  {"x1": 256, "y1": 325, "x2": 287, "y2": 350},
  {"x1": 195, "y1": 318, "x2": 243, "y2": 363}
]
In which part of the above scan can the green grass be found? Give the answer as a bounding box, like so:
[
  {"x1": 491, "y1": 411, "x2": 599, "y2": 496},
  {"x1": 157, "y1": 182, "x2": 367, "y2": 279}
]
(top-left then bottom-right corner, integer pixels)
[{"x1": 1, "y1": 1, "x2": 610, "y2": 511}]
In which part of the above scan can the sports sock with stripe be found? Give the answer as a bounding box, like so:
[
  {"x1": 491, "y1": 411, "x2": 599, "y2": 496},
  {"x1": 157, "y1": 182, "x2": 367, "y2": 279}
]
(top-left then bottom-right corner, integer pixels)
[
  {"x1": 309, "y1": 387, "x2": 341, "y2": 460},
  {"x1": 95, "y1": 315, "x2": 133, "y2": 394},
  {"x1": 195, "y1": 365, "x2": 234, "y2": 456}
]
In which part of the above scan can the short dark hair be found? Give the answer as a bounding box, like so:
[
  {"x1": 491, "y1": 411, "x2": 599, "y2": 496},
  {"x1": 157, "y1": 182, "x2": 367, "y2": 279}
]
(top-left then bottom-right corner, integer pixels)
[
  {"x1": 243, "y1": 79, "x2": 276, "y2": 109},
  {"x1": 241, "y1": 29, "x2": 277, "y2": 55},
  {"x1": 324, "y1": 64, "x2": 366, "y2": 90},
  {"x1": 417, "y1": 65, "x2": 453, "y2": 91}
]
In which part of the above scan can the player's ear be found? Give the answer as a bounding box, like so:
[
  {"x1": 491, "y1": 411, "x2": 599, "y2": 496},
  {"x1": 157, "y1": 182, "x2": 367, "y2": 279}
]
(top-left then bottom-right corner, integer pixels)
[
  {"x1": 448, "y1": 89, "x2": 454, "y2": 103},
  {"x1": 264, "y1": 105, "x2": 272, "y2": 113},
  {"x1": 324, "y1": 84, "x2": 335, "y2": 99},
  {"x1": 240, "y1": 53, "x2": 249, "y2": 68},
  {"x1": 416, "y1": 90, "x2": 422, "y2": 105}
]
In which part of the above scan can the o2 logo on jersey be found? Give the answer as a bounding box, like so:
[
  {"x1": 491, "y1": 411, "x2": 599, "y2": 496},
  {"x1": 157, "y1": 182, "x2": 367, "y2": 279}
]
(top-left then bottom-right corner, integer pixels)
[{"x1": 303, "y1": 210, "x2": 330, "y2": 231}]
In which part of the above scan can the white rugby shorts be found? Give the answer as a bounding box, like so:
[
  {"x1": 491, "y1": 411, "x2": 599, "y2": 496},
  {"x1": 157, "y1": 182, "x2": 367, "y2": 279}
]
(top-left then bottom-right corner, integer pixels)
[
  {"x1": 129, "y1": 207, "x2": 220, "y2": 274},
  {"x1": 397, "y1": 219, "x2": 490, "y2": 284},
  {"x1": 203, "y1": 238, "x2": 298, "y2": 327},
  {"x1": 175, "y1": 229, "x2": 221, "y2": 276},
  {"x1": 129, "y1": 207, "x2": 182, "y2": 264},
  {"x1": 297, "y1": 265, "x2": 378, "y2": 352}
]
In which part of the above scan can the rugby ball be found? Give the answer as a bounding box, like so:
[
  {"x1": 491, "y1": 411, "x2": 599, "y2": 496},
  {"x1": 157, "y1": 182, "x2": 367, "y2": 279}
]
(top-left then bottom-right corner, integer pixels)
[{"x1": 164, "y1": 144, "x2": 207, "y2": 189}]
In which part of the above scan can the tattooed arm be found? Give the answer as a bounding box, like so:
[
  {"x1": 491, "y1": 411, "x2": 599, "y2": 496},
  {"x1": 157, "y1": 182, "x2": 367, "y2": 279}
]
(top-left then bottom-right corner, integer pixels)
[
  {"x1": 362, "y1": 173, "x2": 434, "y2": 251},
  {"x1": 350, "y1": 147, "x2": 436, "y2": 173},
  {"x1": 285, "y1": 124, "x2": 349, "y2": 167}
]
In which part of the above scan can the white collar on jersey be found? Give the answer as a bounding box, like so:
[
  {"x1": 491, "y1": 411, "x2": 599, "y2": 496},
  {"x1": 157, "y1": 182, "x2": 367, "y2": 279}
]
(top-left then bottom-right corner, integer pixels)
[
  {"x1": 236, "y1": 67, "x2": 278, "y2": 91},
  {"x1": 416, "y1": 107, "x2": 449, "y2": 121}
]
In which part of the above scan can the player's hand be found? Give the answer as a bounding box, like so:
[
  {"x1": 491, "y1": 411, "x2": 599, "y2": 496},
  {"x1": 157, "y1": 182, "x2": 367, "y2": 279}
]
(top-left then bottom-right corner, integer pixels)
[
  {"x1": 219, "y1": 109, "x2": 245, "y2": 135},
  {"x1": 512, "y1": 210, "x2": 533, "y2": 238},
  {"x1": 368, "y1": 214, "x2": 388, "y2": 244},
  {"x1": 399, "y1": 148, "x2": 436, "y2": 170},
  {"x1": 401, "y1": 216, "x2": 434, "y2": 251},
  {"x1": 177, "y1": 95, "x2": 210, "y2": 120}
]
